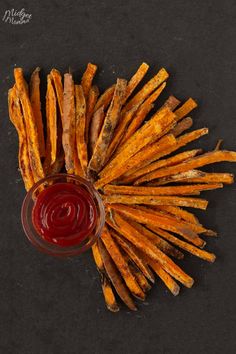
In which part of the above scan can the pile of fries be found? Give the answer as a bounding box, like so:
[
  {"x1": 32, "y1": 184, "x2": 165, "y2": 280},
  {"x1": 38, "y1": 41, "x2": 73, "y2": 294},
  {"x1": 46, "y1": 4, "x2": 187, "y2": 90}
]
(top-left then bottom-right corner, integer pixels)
[{"x1": 9, "y1": 63, "x2": 236, "y2": 312}]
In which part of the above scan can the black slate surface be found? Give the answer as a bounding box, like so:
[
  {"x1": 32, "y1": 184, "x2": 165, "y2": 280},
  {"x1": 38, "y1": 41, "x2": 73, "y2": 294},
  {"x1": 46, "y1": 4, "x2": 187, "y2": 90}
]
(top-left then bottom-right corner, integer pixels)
[{"x1": 0, "y1": 1, "x2": 236, "y2": 353}]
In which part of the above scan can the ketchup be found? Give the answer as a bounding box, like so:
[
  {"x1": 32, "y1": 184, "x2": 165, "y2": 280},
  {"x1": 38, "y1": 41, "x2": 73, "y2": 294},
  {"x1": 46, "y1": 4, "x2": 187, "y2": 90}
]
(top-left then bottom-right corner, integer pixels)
[{"x1": 32, "y1": 183, "x2": 98, "y2": 247}]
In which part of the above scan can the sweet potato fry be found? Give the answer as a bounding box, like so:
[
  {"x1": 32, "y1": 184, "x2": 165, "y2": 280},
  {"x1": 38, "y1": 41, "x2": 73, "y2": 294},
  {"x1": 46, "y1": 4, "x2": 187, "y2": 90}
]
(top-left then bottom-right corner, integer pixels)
[
  {"x1": 8, "y1": 87, "x2": 34, "y2": 191},
  {"x1": 92, "y1": 242, "x2": 120, "y2": 312},
  {"x1": 110, "y1": 230, "x2": 155, "y2": 283},
  {"x1": 148, "y1": 170, "x2": 205, "y2": 186},
  {"x1": 104, "y1": 183, "x2": 223, "y2": 196},
  {"x1": 122, "y1": 68, "x2": 169, "y2": 113},
  {"x1": 81, "y1": 63, "x2": 97, "y2": 99},
  {"x1": 50, "y1": 68, "x2": 63, "y2": 116},
  {"x1": 89, "y1": 106, "x2": 105, "y2": 155},
  {"x1": 148, "y1": 226, "x2": 216, "y2": 263},
  {"x1": 174, "y1": 98, "x2": 197, "y2": 121},
  {"x1": 107, "y1": 211, "x2": 194, "y2": 287},
  {"x1": 123, "y1": 62, "x2": 149, "y2": 103},
  {"x1": 129, "y1": 262, "x2": 152, "y2": 293},
  {"x1": 45, "y1": 74, "x2": 57, "y2": 166},
  {"x1": 88, "y1": 78, "x2": 127, "y2": 173},
  {"x1": 137, "y1": 150, "x2": 236, "y2": 181},
  {"x1": 108, "y1": 205, "x2": 205, "y2": 247},
  {"x1": 104, "y1": 194, "x2": 208, "y2": 210},
  {"x1": 94, "y1": 85, "x2": 115, "y2": 112},
  {"x1": 164, "y1": 95, "x2": 180, "y2": 110},
  {"x1": 73, "y1": 146, "x2": 83, "y2": 176},
  {"x1": 170, "y1": 117, "x2": 193, "y2": 137},
  {"x1": 153, "y1": 205, "x2": 200, "y2": 225},
  {"x1": 14, "y1": 68, "x2": 44, "y2": 182},
  {"x1": 97, "y1": 239, "x2": 137, "y2": 311},
  {"x1": 85, "y1": 85, "x2": 99, "y2": 143},
  {"x1": 47, "y1": 151, "x2": 65, "y2": 175},
  {"x1": 29, "y1": 67, "x2": 45, "y2": 157},
  {"x1": 180, "y1": 172, "x2": 234, "y2": 184},
  {"x1": 101, "y1": 227, "x2": 145, "y2": 300},
  {"x1": 62, "y1": 73, "x2": 75, "y2": 174},
  {"x1": 75, "y1": 85, "x2": 87, "y2": 175}
]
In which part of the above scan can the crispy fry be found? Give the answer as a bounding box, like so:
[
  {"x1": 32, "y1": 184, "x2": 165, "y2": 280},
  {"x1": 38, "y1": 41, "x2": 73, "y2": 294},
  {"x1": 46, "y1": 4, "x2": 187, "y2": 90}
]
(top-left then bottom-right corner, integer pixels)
[
  {"x1": 88, "y1": 78, "x2": 127, "y2": 173},
  {"x1": 170, "y1": 117, "x2": 193, "y2": 137},
  {"x1": 137, "y1": 150, "x2": 236, "y2": 181},
  {"x1": 153, "y1": 205, "x2": 200, "y2": 225},
  {"x1": 107, "y1": 211, "x2": 194, "y2": 287},
  {"x1": 75, "y1": 85, "x2": 87, "y2": 175},
  {"x1": 62, "y1": 73, "x2": 75, "y2": 174},
  {"x1": 179, "y1": 172, "x2": 234, "y2": 184},
  {"x1": 148, "y1": 170, "x2": 205, "y2": 186},
  {"x1": 94, "y1": 85, "x2": 115, "y2": 112},
  {"x1": 101, "y1": 226, "x2": 145, "y2": 300},
  {"x1": 50, "y1": 68, "x2": 63, "y2": 116},
  {"x1": 164, "y1": 95, "x2": 180, "y2": 110},
  {"x1": 47, "y1": 151, "x2": 65, "y2": 175},
  {"x1": 148, "y1": 226, "x2": 216, "y2": 263},
  {"x1": 174, "y1": 98, "x2": 197, "y2": 121},
  {"x1": 73, "y1": 145, "x2": 83, "y2": 176},
  {"x1": 104, "y1": 183, "x2": 223, "y2": 196},
  {"x1": 133, "y1": 149, "x2": 202, "y2": 184},
  {"x1": 108, "y1": 205, "x2": 205, "y2": 247},
  {"x1": 97, "y1": 239, "x2": 137, "y2": 311},
  {"x1": 110, "y1": 230, "x2": 155, "y2": 283},
  {"x1": 122, "y1": 68, "x2": 169, "y2": 113},
  {"x1": 89, "y1": 106, "x2": 105, "y2": 155},
  {"x1": 45, "y1": 74, "x2": 57, "y2": 166},
  {"x1": 129, "y1": 262, "x2": 152, "y2": 293},
  {"x1": 123, "y1": 62, "x2": 149, "y2": 103},
  {"x1": 81, "y1": 63, "x2": 97, "y2": 99},
  {"x1": 85, "y1": 85, "x2": 99, "y2": 143},
  {"x1": 104, "y1": 194, "x2": 208, "y2": 210},
  {"x1": 14, "y1": 68, "x2": 44, "y2": 182},
  {"x1": 29, "y1": 67, "x2": 45, "y2": 157},
  {"x1": 8, "y1": 87, "x2": 34, "y2": 191}
]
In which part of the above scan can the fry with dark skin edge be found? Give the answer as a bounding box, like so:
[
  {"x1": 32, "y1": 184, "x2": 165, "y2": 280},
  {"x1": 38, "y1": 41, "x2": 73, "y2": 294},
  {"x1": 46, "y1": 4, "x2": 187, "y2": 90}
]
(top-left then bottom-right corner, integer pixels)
[
  {"x1": 47, "y1": 151, "x2": 65, "y2": 175},
  {"x1": 97, "y1": 240, "x2": 137, "y2": 311},
  {"x1": 29, "y1": 67, "x2": 45, "y2": 157},
  {"x1": 174, "y1": 98, "x2": 197, "y2": 121},
  {"x1": 123, "y1": 62, "x2": 149, "y2": 104},
  {"x1": 50, "y1": 69, "x2": 64, "y2": 116},
  {"x1": 89, "y1": 106, "x2": 105, "y2": 155},
  {"x1": 75, "y1": 85, "x2": 87, "y2": 175},
  {"x1": 45, "y1": 75, "x2": 57, "y2": 167},
  {"x1": 73, "y1": 146, "x2": 83, "y2": 177},
  {"x1": 8, "y1": 86, "x2": 34, "y2": 191},
  {"x1": 85, "y1": 85, "x2": 99, "y2": 143},
  {"x1": 14, "y1": 68, "x2": 44, "y2": 182},
  {"x1": 62, "y1": 73, "x2": 75, "y2": 174},
  {"x1": 170, "y1": 117, "x2": 193, "y2": 137},
  {"x1": 147, "y1": 226, "x2": 216, "y2": 263},
  {"x1": 101, "y1": 226, "x2": 145, "y2": 300},
  {"x1": 103, "y1": 194, "x2": 208, "y2": 210},
  {"x1": 177, "y1": 172, "x2": 234, "y2": 185},
  {"x1": 110, "y1": 230, "x2": 155, "y2": 283},
  {"x1": 81, "y1": 63, "x2": 97, "y2": 99},
  {"x1": 128, "y1": 262, "x2": 152, "y2": 293},
  {"x1": 122, "y1": 68, "x2": 169, "y2": 114},
  {"x1": 107, "y1": 211, "x2": 194, "y2": 288},
  {"x1": 94, "y1": 85, "x2": 115, "y2": 112},
  {"x1": 164, "y1": 95, "x2": 180, "y2": 110},
  {"x1": 88, "y1": 78, "x2": 127, "y2": 173},
  {"x1": 107, "y1": 205, "x2": 205, "y2": 248},
  {"x1": 92, "y1": 243, "x2": 120, "y2": 312}
]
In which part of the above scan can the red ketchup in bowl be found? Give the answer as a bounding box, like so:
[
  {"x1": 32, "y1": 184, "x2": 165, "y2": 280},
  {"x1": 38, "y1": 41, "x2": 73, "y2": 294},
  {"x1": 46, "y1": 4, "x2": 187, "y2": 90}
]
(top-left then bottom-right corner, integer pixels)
[{"x1": 32, "y1": 183, "x2": 98, "y2": 247}]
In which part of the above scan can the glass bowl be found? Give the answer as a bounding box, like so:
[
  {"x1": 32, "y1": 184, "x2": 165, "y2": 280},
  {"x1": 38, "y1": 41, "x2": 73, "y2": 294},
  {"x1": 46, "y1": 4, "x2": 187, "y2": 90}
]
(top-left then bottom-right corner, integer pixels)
[{"x1": 21, "y1": 174, "x2": 105, "y2": 257}]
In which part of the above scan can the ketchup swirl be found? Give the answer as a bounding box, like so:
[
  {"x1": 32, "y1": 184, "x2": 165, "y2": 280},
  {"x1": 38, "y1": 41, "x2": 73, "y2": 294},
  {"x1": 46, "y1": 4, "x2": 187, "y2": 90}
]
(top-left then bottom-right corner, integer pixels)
[{"x1": 32, "y1": 183, "x2": 98, "y2": 247}]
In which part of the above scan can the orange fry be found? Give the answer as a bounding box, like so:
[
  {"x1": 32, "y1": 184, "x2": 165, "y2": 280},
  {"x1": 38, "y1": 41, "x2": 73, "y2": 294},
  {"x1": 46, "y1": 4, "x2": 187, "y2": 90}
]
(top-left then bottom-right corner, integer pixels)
[
  {"x1": 89, "y1": 106, "x2": 105, "y2": 155},
  {"x1": 81, "y1": 63, "x2": 97, "y2": 99},
  {"x1": 85, "y1": 85, "x2": 99, "y2": 143},
  {"x1": 94, "y1": 85, "x2": 115, "y2": 112},
  {"x1": 50, "y1": 68, "x2": 63, "y2": 116},
  {"x1": 75, "y1": 85, "x2": 87, "y2": 175},
  {"x1": 153, "y1": 205, "x2": 200, "y2": 225},
  {"x1": 174, "y1": 98, "x2": 197, "y2": 121},
  {"x1": 177, "y1": 171, "x2": 234, "y2": 185},
  {"x1": 170, "y1": 117, "x2": 193, "y2": 137},
  {"x1": 123, "y1": 62, "x2": 149, "y2": 103},
  {"x1": 45, "y1": 74, "x2": 57, "y2": 167}
]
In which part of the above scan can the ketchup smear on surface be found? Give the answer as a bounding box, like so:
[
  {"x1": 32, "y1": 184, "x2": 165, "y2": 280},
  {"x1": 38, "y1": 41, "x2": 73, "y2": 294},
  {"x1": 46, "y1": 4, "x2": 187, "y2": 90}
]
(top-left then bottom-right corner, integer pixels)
[{"x1": 32, "y1": 183, "x2": 98, "y2": 247}]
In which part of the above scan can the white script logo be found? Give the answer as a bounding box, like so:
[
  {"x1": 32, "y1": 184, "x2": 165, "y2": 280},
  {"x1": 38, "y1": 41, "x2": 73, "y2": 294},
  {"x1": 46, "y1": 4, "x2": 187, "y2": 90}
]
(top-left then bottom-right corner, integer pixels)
[{"x1": 2, "y1": 8, "x2": 32, "y2": 25}]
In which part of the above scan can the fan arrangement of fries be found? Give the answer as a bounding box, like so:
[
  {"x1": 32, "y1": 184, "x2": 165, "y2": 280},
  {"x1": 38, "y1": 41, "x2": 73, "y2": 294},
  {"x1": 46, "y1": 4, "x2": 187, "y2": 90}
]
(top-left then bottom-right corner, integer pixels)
[{"x1": 8, "y1": 62, "x2": 236, "y2": 312}]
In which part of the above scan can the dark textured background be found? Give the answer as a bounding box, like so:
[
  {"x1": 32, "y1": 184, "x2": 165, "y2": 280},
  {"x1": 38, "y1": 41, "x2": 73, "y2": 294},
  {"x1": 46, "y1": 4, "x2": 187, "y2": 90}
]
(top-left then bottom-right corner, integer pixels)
[{"x1": 0, "y1": 1, "x2": 236, "y2": 353}]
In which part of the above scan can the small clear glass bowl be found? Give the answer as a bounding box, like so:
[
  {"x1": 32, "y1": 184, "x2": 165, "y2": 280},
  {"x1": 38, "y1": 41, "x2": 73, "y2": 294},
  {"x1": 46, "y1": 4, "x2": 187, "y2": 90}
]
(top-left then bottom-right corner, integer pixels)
[{"x1": 21, "y1": 174, "x2": 105, "y2": 257}]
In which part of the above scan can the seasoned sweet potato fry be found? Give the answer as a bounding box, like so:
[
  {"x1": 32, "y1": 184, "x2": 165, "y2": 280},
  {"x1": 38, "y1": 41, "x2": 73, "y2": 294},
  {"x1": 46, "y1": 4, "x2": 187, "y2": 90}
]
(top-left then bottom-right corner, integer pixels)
[
  {"x1": 122, "y1": 68, "x2": 169, "y2": 113},
  {"x1": 177, "y1": 172, "x2": 234, "y2": 185},
  {"x1": 148, "y1": 170, "x2": 205, "y2": 186},
  {"x1": 89, "y1": 106, "x2": 105, "y2": 155},
  {"x1": 107, "y1": 211, "x2": 194, "y2": 287},
  {"x1": 29, "y1": 67, "x2": 45, "y2": 157},
  {"x1": 123, "y1": 62, "x2": 149, "y2": 103},
  {"x1": 88, "y1": 78, "x2": 127, "y2": 173},
  {"x1": 94, "y1": 85, "x2": 115, "y2": 112},
  {"x1": 75, "y1": 85, "x2": 87, "y2": 175},
  {"x1": 174, "y1": 98, "x2": 197, "y2": 121},
  {"x1": 73, "y1": 146, "x2": 83, "y2": 176},
  {"x1": 45, "y1": 74, "x2": 57, "y2": 166},
  {"x1": 50, "y1": 68, "x2": 64, "y2": 116},
  {"x1": 153, "y1": 205, "x2": 200, "y2": 225},
  {"x1": 14, "y1": 68, "x2": 44, "y2": 182},
  {"x1": 164, "y1": 95, "x2": 180, "y2": 110},
  {"x1": 101, "y1": 227, "x2": 145, "y2": 300},
  {"x1": 129, "y1": 262, "x2": 152, "y2": 293},
  {"x1": 148, "y1": 226, "x2": 216, "y2": 263},
  {"x1": 81, "y1": 63, "x2": 97, "y2": 99},
  {"x1": 97, "y1": 239, "x2": 137, "y2": 311},
  {"x1": 8, "y1": 87, "x2": 34, "y2": 191},
  {"x1": 85, "y1": 85, "x2": 99, "y2": 143},
  {"x1": 47, "y1": 151, "x2": 65, "y2": 175},
  {"x1": 62, "y1": 73, "x2": 75, "y2": 174},
  {"x1": 170, "y1": 117, "x2": 193, "y2": 137}
]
